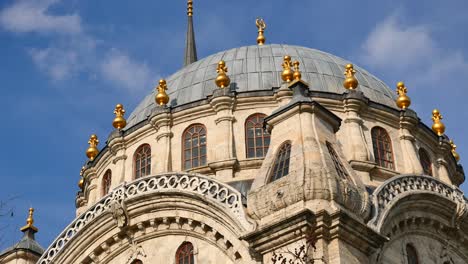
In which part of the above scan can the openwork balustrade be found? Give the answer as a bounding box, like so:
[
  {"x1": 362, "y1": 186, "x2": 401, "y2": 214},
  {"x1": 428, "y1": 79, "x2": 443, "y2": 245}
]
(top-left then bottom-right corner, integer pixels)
[{"x1": 37, "y1": 172, "x2": 252, "y2": 264}]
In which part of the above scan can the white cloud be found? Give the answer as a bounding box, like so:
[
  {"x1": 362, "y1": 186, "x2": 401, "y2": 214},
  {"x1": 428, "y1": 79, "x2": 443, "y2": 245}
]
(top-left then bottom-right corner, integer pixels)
[
  {"x1": 361, "y1": 15, "x2": 435, "y2": 69},
  {"x1": 0, "y1": 0, "x2": 81, "y2": 35},
  {"x1": 29, "y1": 47, "x2": 78, "y2": 80},
  {"x1": 101, "y1": 50, "x2": 155, "y2": 93}
]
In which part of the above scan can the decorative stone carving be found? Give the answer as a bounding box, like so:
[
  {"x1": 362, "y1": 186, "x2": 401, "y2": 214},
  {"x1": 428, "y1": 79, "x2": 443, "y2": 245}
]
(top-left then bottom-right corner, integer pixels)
[
  {"x1": 37, "y1": 172, "x2": 253, "y2": 264},
  {"x1": 126, "y1": 240, "x2": 146, "y2": 264}
]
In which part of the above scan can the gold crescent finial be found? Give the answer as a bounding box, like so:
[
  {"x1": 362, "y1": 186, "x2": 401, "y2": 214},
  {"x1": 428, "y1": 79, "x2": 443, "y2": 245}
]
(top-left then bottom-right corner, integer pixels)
[
  {"x1": 20, "y1": 208, "x2": 38, "y2": 232},
  {"x1": 256, "y1": 18, "x2": 266, "y2": 45},
  {"x1": 431, "y1": 109, "x2": 445, "y2": 136},
  {"x1": 86, "y1": 134, "x2": 99, "y2": 161},
  {"x1": 395, "y1": 82, "x2": 411, "y2": 109},
  {"x1": 215, "y1": 60, "x2": 230, "y2": 88},
  {"x1": 155, "y1": 79, "x2": 170, "y2": 106},
  {"x1": 112, "y1": 104, "x2": 127, "y2": 130},
  {"x1": 187, "y1": 0, "x2": 193, "y2": 16},
  {"x1": 343, "y1": 64, "x2": 358, "y2": 90}
]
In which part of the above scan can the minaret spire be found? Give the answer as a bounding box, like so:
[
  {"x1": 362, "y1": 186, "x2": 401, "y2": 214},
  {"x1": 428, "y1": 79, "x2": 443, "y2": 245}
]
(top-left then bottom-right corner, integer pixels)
[{"x1": 184, "y1": 0, "x2": 198, "y2": 66}]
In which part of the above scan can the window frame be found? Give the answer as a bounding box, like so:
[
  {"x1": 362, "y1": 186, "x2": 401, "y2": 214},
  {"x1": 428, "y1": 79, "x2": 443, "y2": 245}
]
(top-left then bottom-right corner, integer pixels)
[
  {"x1": 133, "y1": 144, "x2": 152, "y2": 179},
  {"x1": 245, "y1": 113, "x2": 270, "y2": 159},
  {"x1": 102, "y1": 169, "x2": 112, "y2": 196},
  {"x1": 418, "y1": 148, "x2": 433, "y2": 176},
  {"x1": 406, "y1": 243, "x2": 419, "y2": 264},
  {"x1": 371, "y1": 127, "x2": 395, "y2": 170},
  {"x1": 269, "y1": 141, "x2": 292, "y2": 182},
  {"x1": 175, "y1": 241, "x2": 195, "y2": 264},
  {"x1": 182, "y1": 124, "x2": 207, "y2": 170}
]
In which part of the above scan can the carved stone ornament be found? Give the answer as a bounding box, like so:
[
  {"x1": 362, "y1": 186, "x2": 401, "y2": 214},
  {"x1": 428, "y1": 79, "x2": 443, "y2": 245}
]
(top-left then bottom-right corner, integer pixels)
[{"x1": 126, "y1": 240, "x2": 146, "y2": 264}]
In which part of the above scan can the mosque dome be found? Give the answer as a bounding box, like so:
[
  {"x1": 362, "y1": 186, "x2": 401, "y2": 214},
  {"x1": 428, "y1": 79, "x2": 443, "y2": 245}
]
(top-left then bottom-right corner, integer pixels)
[{"x1": 126, "y1": 44, "x2": 396, "y2": 128}]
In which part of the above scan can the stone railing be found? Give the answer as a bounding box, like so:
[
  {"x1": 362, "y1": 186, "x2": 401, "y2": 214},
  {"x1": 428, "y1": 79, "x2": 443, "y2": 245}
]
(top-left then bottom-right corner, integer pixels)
[
  {"x1": 368, "y1": 175, "x2": 467, "y2": 230},
  {"x1": 37, "y1": 172, "x2": 253, "y2": 264}
]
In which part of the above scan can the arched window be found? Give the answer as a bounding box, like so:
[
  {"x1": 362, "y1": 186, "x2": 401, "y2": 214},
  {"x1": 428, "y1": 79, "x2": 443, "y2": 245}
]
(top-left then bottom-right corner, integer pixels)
[
  {"x1": 245, "y1": 113, "x2": 270, "y2": 158},
  {"x1": 270, "y1": 142, "x2": 291, "y2": 182},
  {"x1": 406, "y1": 244, "x2": 419, "y2": 264},
  {"x1": 176, "y1": 242, "x2": 194, "y2": 264},
  {"x1": 419, "y1": 148, "x2": 432, "y2": 176},
  {"x1": 131, "y1": 260, "x2": 143, "y2": 264},
  {"x1": 183, "y1": 124, "x2": 207, "y2": 170},
  {"x1": 326, "y1": 142, "x2": 350, "y2": 181},
  {"x1": 102, "y1": 170, "x2": 112, "y2": 196},
  {"x1": 134, "y1": 144, "x2": 151, "y2": 179},
  {"x1": 371, "y1": 127, "x2": 394, "y2": 170}
]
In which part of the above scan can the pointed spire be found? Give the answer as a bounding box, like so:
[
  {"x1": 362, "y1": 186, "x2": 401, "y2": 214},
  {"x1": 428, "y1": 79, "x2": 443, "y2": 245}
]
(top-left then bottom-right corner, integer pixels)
[{"x1": 184, "y1": 0, "x2": 198, "y2": 66}]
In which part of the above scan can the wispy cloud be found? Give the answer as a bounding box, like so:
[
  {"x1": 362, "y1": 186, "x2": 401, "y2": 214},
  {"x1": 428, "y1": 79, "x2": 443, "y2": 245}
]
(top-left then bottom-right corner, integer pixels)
[
  {"x1": 0, "y1": 0, "x2": 156, "y2": 94},
  {"x1": 0, "y1": 0, "x2": 81, "y2": 35}
]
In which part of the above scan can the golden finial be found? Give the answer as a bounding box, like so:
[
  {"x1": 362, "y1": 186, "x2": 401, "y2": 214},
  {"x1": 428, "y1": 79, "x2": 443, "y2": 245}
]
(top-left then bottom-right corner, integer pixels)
[
  {"x1": 292, "y1": 60, "x2": 301, "y2": 81},
  {"x1": 155, "y1": 79, "x2": 170, "y2": 106},
  {"x1": 395, "y1": 82, "x2": 411, "y2": 109},
  {"x1": 112, "y1": 104, "x2": 127, "y2": 130},
  {"x1": 256, "y1": 18, "x2": 266, "y2": 45},
  {"x1": 187, "y1": 0, "x2": 193, "y2": 17},
  {"x1": 20, "y1": 208, "x2": 38, "y2": 232},
  {"x1": 215, "y1": 60, "x2": 230, "y2": 88},
  {"x1": 281, "y1": 55, "x2": 294, "y2": 82},
  {"x1": 450, "y1": 140, "x2": 460, "y2": 162},
  {"x1": 431, "y1": 109, "x2": 445, "y2": 136},
  {"x1": 78, "y1": 177, "x2": 84, "y2": 189},
  {"x1": 343, "y1": 64, "x2": 358, "y2": 90},
  {"x1": 86, "y1": 134, "x2": 99, "y2": 161}
]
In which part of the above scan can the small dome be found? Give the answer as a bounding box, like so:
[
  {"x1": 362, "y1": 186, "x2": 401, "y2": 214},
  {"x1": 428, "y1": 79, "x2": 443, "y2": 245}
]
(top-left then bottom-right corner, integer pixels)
[{"x1": 127, "y1": 44, "x2": 396, "y2": 128}]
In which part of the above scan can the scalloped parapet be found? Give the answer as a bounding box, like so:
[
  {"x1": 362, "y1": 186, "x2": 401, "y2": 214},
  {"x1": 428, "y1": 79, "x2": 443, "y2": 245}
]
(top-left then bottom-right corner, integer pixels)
[
  {"x1": 368, "y1": 175, "x2": 468, "y2": 231},
  {"x1": 37, "y1": 172, "x2": 254, "y2": 264}
]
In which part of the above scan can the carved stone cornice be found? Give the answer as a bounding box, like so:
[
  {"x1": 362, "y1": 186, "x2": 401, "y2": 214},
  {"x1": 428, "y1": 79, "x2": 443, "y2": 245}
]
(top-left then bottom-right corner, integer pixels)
[{"x1": 208, "y1": 158, "x2": 238, "y2": 172}]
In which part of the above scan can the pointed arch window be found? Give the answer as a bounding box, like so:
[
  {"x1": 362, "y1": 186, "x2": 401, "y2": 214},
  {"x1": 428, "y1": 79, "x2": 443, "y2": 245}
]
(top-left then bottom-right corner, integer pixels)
[
  {"x1": 406, "y1": 244, "x2": 419, "y2": 264},
  {"x1": 134, "y1": 144, "x2": 151, "y2": 179},
  {"x1": 270, "y1": 142, "x2": 291, "y2": 182},
  {"x1": 131, "y1": 260, "x2": 143, "y2": 264},
  {"x1": 371, "y1": 127, "x2": 394, "y2": 170},
  {"x1": 183, "y1": 124, "x2": 207, "y2": 170},
  {"x1": 102, "y1": 170, "x2": 112, "y2": 196},
  {"x1": 245, "y1": 113, "x2": 270, "y2": 158},
  {"x1": 326, "y1": 142, "x2": 351, "y2": 181},
  {"x1": 176, "y1": 242, "x2": 194, "y2": 264},
  {"x1": 418, "y1": 148, "x2": 432, "y2": 176}
]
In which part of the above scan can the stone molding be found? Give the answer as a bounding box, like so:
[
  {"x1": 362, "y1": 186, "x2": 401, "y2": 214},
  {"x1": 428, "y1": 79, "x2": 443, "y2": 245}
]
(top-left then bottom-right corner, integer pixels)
[
  {"x1": 368, "y1": 175, "x2": 468, "y2": 231},
  {"x1": 37, "y1": 172, "x2": 254, "y2": 264}
]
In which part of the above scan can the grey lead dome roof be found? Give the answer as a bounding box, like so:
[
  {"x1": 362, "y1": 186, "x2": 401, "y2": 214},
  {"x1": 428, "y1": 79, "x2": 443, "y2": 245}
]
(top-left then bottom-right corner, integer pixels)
[{"x1": 127, "y1": 44, "x2": 397, "y2": 128}]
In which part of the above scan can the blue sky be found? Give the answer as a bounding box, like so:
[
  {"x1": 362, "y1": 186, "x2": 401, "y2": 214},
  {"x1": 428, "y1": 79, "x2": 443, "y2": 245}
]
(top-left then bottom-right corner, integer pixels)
[{"x1": 1, "y1": 0, "x2": 468, "y2": 249}]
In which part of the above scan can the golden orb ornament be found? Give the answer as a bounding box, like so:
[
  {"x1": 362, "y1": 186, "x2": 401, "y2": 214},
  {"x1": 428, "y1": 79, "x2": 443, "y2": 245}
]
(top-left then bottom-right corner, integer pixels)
[
  {"x1": 343, "y1": 64, "x2": 358, "y2": 90},
  {"x1": 78, "y1": 177, "x2": 84, "y2": 189},
  {"x1": 112, "y1": 104, "x2": 127, "y2": 130},
  {"x1": 256, "y1": 18, "x2": 266, "y2": 45},
  {"x1": 86, "y1": 134, "x2": 99, "y2": 161},
  {"x1": 281, "y1": 55, "x2": 294, "y2": 82},
  {"x1": 155, "y1": 79, "x2": 170, "y2": 106},
  {"x1": 395, "y1": 81, "x2": 411, "y2": 109},
  {"x1": 215, "y1": 60, "x2": 230, "y2": 88},
  {"x1": 292, "y1": 60, "x2": 302, "y2": 81},
  {"x1": 450, "y1": 140, "x2": 460, "y2": 162},
  {"x1": 431, "y1": 109, "x2": 445, "y2": 136}
]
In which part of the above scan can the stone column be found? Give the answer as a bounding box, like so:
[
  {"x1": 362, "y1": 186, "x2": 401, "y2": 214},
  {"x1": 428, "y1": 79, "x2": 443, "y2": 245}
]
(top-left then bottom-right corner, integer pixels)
[
  {"x1": 150, "y1": 108, "x2": 173, "y2": 174},
  {"x1": 108, "y1": 130, "x2": 127, "y2": 184},
  {"x1": 399, "y1": 110, "x2": 423, "y2": 174},
  {"x1": 83, "y1": 167, "x2": 98, "y2": 207},
  {"x1": 208, "y1": 89, "x2": 237, "y2": 180},
  {"x1": 437, "y1": 138, "x2": 452, "y2": 184}
]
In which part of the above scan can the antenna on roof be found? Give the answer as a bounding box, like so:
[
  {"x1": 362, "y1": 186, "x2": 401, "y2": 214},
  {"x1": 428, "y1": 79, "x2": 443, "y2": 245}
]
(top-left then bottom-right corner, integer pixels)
[{"x1": 184, "y1": 0, "x2": 198, "y2": 66}]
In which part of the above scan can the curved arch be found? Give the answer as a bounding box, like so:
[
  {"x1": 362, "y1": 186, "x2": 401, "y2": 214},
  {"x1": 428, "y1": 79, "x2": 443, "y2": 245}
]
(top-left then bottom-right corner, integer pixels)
[
  {"x1": 269, "y1": 141, "x2": 291, "y2": 182},
  {"x1": 406, "y1": 243, "x2": 419, "y2": 264},
  {"x1": 134, "y1": 144, "x2": 151, "y2": 179},
  {"x1": 368, "y1": 175, "x2": 467, "y2": 231},
  {"x1": 418, "y1": 148, "x2": 432, "y2": 176},
  {"x1": 37, "y1": 172, "x2": 255, "y2": 264},
  {"x1": 371, "y1": 126, "x2": 394, "y2": 170},
  {"x1": 245, "y1": 113, "x2": 270, "y2": 158},
  {"x1": 182, "y1": 124, "x2": 207, "y2": 170},
  {"x1": 101, "y1": 169, "x2": 112, "y2": 196},
  {"x1": 175, "y1": 241, "x2": 194, "y2": 264}
]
